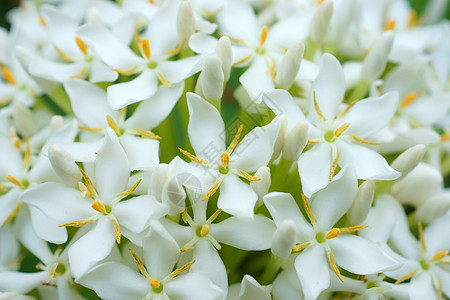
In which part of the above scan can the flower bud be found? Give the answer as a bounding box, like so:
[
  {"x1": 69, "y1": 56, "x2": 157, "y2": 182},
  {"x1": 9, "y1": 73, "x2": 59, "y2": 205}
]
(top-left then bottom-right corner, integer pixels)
[
  {"x1": 308, "y1": 0, "x2": 333, "y2": 43},
  {"x1": 348, "y1": 180, "x2": 375, "y2": 225},
  {"x1": 360, "y1": 31, "x2": 394, "y2": 83},
  {"x1": 271, "y1": 219, "x2": 297, "y2": 259},
  {"x1": 327, "y1": 0, "x2": 354, "y2": 43},
  {"x1": 50, "y1": 115, "x2": 65, "y2": 132},
  {"x1": 282, "y1": 121, "x2": 308, "y2": 161},
  {"x1": 275, "y1": 41, "x2": 304, "y2": 90},
  {"x1": 416, "y1": 193, "x2": 450, "y2": 223},
  {"x1": 200, "y1": 55, "x2": 224, "y2": 102},
  {"x1": 215, "y1": 36, "x2": 232, "y2": 82},
  {"x1": 12, "y1": 101, "x2": 37, "y2": 137},
  {"x1": 391, "y1": 144, "x2": 426, "y2": 179},
  {"x1": 176, "y1": 0, "x2": 196, "y2": 42},
  {"x1": 48, "y1": 145, "x2": 81, "y2": 187},
  {"x1": 271, "y1": 115, "x2": 288, "y2": 161},
  {"x1": 250, "y1": 166, "x2": 271, "y2": 207}
]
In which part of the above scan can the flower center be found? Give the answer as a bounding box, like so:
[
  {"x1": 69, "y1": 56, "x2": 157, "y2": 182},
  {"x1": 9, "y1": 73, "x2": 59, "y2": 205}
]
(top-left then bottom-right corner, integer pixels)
[
  {"x1": 219, "y1": 165, "x2": 229, "y2": 175},
  {"x1": 324, "y1": 130, "x2": 335, "y2": 142},
  {"x1": 147, "y1": 61, "x2": 158, "y2": 69},
  {"x1": 55, "y1": 263, "x2": 66, "y2": 276},
  {"x1": 366, "y1": 281, "x2": 377, "y2": 289},
  {"x1": 420, "y1": 259, "x2": 430, "y2": 270},
  {"x1": 315, "y1": 232, "x2": 326, "y2": 243},
  {"x1": 152, "y1": 282, "x2": 163, "y2": 293}
]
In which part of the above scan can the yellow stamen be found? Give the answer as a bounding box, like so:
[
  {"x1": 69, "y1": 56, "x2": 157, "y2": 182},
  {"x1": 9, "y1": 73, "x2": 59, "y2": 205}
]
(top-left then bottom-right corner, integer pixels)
[
  {"x1": 180, "y1": 246, "x2": 193, "y2": 252},
  {"x1": 117, "y1": 179, "x2": 142, "y2": 198},
  {"x1": 23, "y1": 139, "x2": 31, "y2": 169},
  {"x1": 58, "y1": 219, "x2": 93, "y2": 227},
  {"x1": 301, "y1": 193, "x2": 316, "y2": 223},
  {"x1": 350, "y1": 135, "x2": 380, "y2": 145},
  {"x1": 134, "y1": 128, "x2": 162, "y2": 140},
  {"x1": 78, "y1": 167, "x2": 96, "y2": 197},
  {"x1": 140, "y1": 39, "x2": 151, "y2": 60},
  {"x1": 329, "y1": 252, "x2": 343, "y2": 282},
  {"x1": 78, "y1": 182, "x2": 91, "y2": 198},
  {"x1": 129, "y1": 248, "x2": 148, "y2": 278},
  {"x1": 148, "y1": 0, "x2": 154, "y2": 4},
  {"x1": 231, "y1": 54, "x2": 252, "y2": 67},
  {"x1": 432, "y1": 250, "x2": 448, "y2": 262},
  {"x1": 206, "y1": 209, "x2": 222, "y2": 223},
  {"x1": 334, "y1": 123, "x2": 350, "y2": 138},
  {"x1": 1, "y1": 67, "x2": 17, "y2": 85},
  {"x1": 157, "y1": 72, "x2": 171, "y2": 88},
  {"x1": 10, "y1": 134, "x2": 21, "y2": 149},
  {"x1": 106, "y1": 115, "x2": 120, "y2": 135},
  {"x1": 178, "y1": 148, "x2": 208, "y2": 164},
  {"x1": 307, "y1": 139, "x2": 321, "y2": 144},
  {"x1": 313, "y1": 91, "x2": 327, "y2": 120},
  {"x1": 407, "y1": 10, "x2": 417, "y2": 29},
  {"x1": 2, "y1": 201, "x2": 22, "y2": 226},
  {"x1": 70, "y1": 67, "x2": 87, "y2": 79},
  {"x1": 316, "y1": 0, "x2": 325, "y2": 5},
  {"x1": 200, "y1": 224, "x2": 210, "y2": 237},
  {"x1": 220, "y1": 152, "x2": 229, "y2": 168},
  {"x1": 292, "y1": 242, "x2": 311, "y2": 252},
  {"x1": 112, "y1": 66, "x2": 137, "y2": 75},
  {"x1": 438, "y1": 280, "x2": 442, "y2": 300},
  {"x1": 91, "y1": 201, "x2": 106, "y2": 214},
  {"x1": 225, "y1": 35, "x2": 245, "y2": 44},
  {"x1": 394, "y1": 269, "x2": 417, "y2": 284},
  {"x1": 112, "y1": 218, "x2": 121, "y2": 244},
  {"x1": 238, "y1": 169, "x2": 260, "y2": 182},
  {"x1": 165, "y1": 39, "x2": 186, "y2": 55},
  {"x1": 169, "y1": 260, "x2": 195, "y2": 279},
  {"x1": 440, "y1": 132, "x2": 450, "y2": 143},
  {"x1": 6, "y1": 174, "x2": 23, "y2": 187},
  {"x1": 78, "y1": 125, "x2": 103, "y2": 133},
  {"x1": 39, "y1": 15, "x2": 47, "y2": 27},
  {"x1": 227, "y1": 124, "x2": 244, "y2": 154},
  {"x1": 418, "y1": 222, "x2": 426, "y2": 251},
  {"x1": 259, "y1": 25, "x2": 268, "y2": 47},
  {"x1": 329, "y1": 152, "x2": 340, "y2": 181},
  {"x1": 338, "y1": 101, "x2": 357, "y2": 118},
  {"x1": 75, "y1": 37, "x2": 88, "y2": 56},
  {"x1": 400, "y1": 92, "x2": 418, "y2": 109},
  {"x1": 54, "y1": 45, "x2": 72, "y2": 62},
  {"x1": 265, "y1": 61, "x2": 276, "y2": 84},
  {"x1": 325, "y1": 225, "x2": 368, "y2": 239},
  {"x1": 384, "y1": 19, "x2": 396, "y2": 31},
  {"x1": 202, "y1": 179, "x2": 221, "y2": 201},
  {"x1": 181, "y1": 208, "x2": 188, "y2": 223},
  {"x1": 0, "y1": 183, "x2": 5, "y2": 192},
  {"x1": 149, "y1": 278, "x2": 160, "y2": 288}
]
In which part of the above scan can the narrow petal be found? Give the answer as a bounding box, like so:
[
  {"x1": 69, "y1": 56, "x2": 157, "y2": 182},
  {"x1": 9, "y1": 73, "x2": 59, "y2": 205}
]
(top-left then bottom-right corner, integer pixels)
[
  {"x1": 238, "y1": 275, "x2": 271, "y2": 300},
  {"x1": 159, "y1": 55, "x2": 204, "y2": 84},
  {"x1": 89, "y1": 59, "x2": 118, "y2": 83},
  {"x1": 336, "y1": 140, "x2": 401, "y2": 180},
  {"x1": 95, "y1": 129, "x2": 130, "y2": 204},
  {"x1": 310, "y1": 54, "x2": 345, "y2": 123},
  {"x1": 311, "y1": 166, "x2": 358, "y2": 230},
  {"x1": 210, "y1": 215, "x2": 275, "y2": 250},
  {"x1": 423, "y1": 215, "x2": 450, "y2": 258},
  {"x1": 114, "y1": 195, "x2": 169, "y2": 234},
  {"x1": 165, "y1": 273, "x2": 225, "y2": 300},
  {"x1": 76, "y1": 262, "x2": 148, "y2": 300},
  {"x1": 294, "y1": 244, "x2": 330, "y2": 300},
  {"x1": 0, "y1": 226, "x2": 20, "y2": 267},
  {"x1": 409, "y1": 272, "x2": 437, "y2": 300},
  {"x1": 239, "y1": 55, "x2": 274, "y2": 101},
  {"x1": 0, "y1": 271, "x2": 47, "y2": 293},
  {"x1": 107, "y1": 70, "x2": 158, "y2": 109},
  {"x1": 217, "y1": 174, "x2": 258, "y2": 221},
  {"x1": 68, "y1": 217, "x2": 116, "y2": 279},
  {"x1": 231, "y1": 117, "x2": 280, "y2": 172},
  {"x1": 272, "y1": 271, "x2": 303, "y2": 300},
  {"x1": 29, "y1": 205, "x2": 68, "y2": 245},
  {"x1": 328, "y1": 235, "x2": 400, "y2": 274},
  {"x1": 0, "y1": 188, "x2": 21, "y2": 226},
  {"x1": 263, "y1": 192, "x2": 314, "y2": 241},
  {"x1": 29, "y1": 58, "x2": 85, "y2": 82},
  {"x1": 263, "y1": 89, "x2": 307, "y2": 131},
  {"x1": 187, "y1": 92, "x2": 226, "y2": 158},
  {"x1": 120, "y1": 134, "x2": 159, "y2": 171},
  {"x1": 21, "y1": 183, "x2": 94, "y2": 223},
  {"x1": 64, "y1": 79, "x2": 118, "y2": 128},
  {"x1": 338, "y1": 92, "x2": 399, "y2": 138},
  {"x1": 298, "y1": 143, "x2": 333, "y2": 198},
  {"x1": 0, "y1": 134, "x2": 23, "y2": 179}
]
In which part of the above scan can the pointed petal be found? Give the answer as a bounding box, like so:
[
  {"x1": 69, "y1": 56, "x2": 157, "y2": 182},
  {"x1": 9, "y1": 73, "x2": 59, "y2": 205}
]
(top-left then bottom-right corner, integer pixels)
[
  {"x1": 336, "y1": 141, "x2": 401, "y2": 180},
  {"x1": 311, "y1": 166, "x2": 358, "y2": 230},
  {"x1": 272, "y1": 271, "x2": 303, "y2": 300},
  {"x1": 64, "y1": 79, "x2": 118, "y2": 128},
  {"x1": 0, "y1": 271, "x2": 47, "y2": 293},
  {"x1": 95, "y1": 129, "x2": 130, "y2": 204},
  {"x1": 28, "y1": 58, "x2": 85, "y2": 82},
  {"x1": 107, "y1": 70, "x2": 158, "y2": 109},
  {"x1": 298, "y1": 143, "x2": 333, "y2": 198},
  {"x1": 28, "y1": 205, "x2": 68, "y2": 245},
  {"x1": 68, "y1": 217, "x2": 116, "y2": 279},
  {"x1": 238, "y1": 275, "x2": 271, "y2": 300},
  {"x1": 263, "y1": 89, "x2": 307, "y2": 131},
  {"x1": 409, "y1": 272, "x2": 437, "y2": 300},
  {"x1": 210, "y1": 215, "x2": 275, "y2": 250},
  {"x1": 217, "y1": 174, "x2": 258, "y2": 221},
  {"x1": 0, "y1": 226, "x2": 20, "y2": 267},
  {"x1": 159, "y1": 55, "x2": 203, "y2": 84},
  {"x1": 263, "y1": 192, "x2": 314, "y2": 241},
  {"x1": 89, "y1": 59, "x2": 118, "y2": 83},
  {"x1": 165, "y1": 273, "x2": 225, "y2": 300},
  {"x1": 187, "y1": 92, "x2": 226, "y2": 157},
  {"x1": 0, "y1": 134, "x2": 23, "y2": 179},
  {"x1": 423, "y1": 215, "x2": 450, "y2": 258},
  {"x1": 0, "y1": 188, "x2": 21, "y2": 226},
  {"x1": 294, "y1": 244, "x2": 330, "y2": 300},
  {"x1": 239, "y1": 56, "x2": 274, "y2": 101},
  {"x1": 120, "y1": 134, "x2": 159, "y2": 171},
  {"x1": 76, "y1": 262, "x2": 148, "y2": 300}
]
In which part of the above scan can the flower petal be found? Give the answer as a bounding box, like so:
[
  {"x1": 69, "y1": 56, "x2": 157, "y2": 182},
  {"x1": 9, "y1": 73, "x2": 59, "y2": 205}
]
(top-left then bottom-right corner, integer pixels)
[
  {"x1": 29, "y1": 205, "x2": 68, "y2": 245},
  {"x1": 238, "y1": 275, "x2": 271, "y2": 300},
  {"x1": 76, "y1": 262, "x2": 148, "y2": 300},
  {"x1": 423, "y1": 215, "x2": 450, "y2": 258},
  {"x1": 0, "y1": 271, "x2": 47, "y2": 293},
  {"x1": 239, "y1": 56, "x2": 275, "y2": 101},
  {"x1": 263, "y1": 89, "x2": 307, "y2": 131},
  {"x1": 409, "y1": 272, "x2": 437, "y2": 300},
  {"x1": 159, "y1": 55, "x2": 204, "y2": 84},
  {"x1": 0, "y1": 188, "x2": 21, "y2": 226},
  {"x1": 165, "y1": 272, "x2": 225, "y2": 300},
  {"x1": 272, "y1": 271, "x2": 303, "y2": 300},
  {"x1": 210, "y1": 215, "x2": 275, "y2": 250},
  {"x1": 119, "y1": 134, "x2": 159, "y2": 171},
  {"x1": 68, "y1": 217, "x2": 116, "y2": 279},
  {"x1": 217, "y1": 174, "x2": 258, "y2": 221},
  {"x1": 187, "y1": 92, "x2": 226, "y2": 157},
  {"x1": 0, "y1": 134, "x2": 23, "y2": 179}
]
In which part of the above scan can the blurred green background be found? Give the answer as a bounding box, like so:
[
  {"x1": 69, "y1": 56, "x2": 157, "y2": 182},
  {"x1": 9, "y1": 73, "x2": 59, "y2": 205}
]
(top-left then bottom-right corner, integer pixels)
[{"x1": 0, "y1": 0, "x2": 449, "y2": 29}]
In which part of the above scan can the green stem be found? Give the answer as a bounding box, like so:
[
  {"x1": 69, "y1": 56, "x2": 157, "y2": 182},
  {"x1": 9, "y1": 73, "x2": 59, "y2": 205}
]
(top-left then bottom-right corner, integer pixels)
[
  {"x1": 260, "y1": 254, "x2": 283, "y2": 285},
  {"x1": 348, "y1": 80, "x2": 370, "y2": 102},
  {"x1": 270, "y1": 157, "x2": 294, "y2": 192},
  {"x1": 304, "y1": 38, "x2": 320, "y2": 61}
]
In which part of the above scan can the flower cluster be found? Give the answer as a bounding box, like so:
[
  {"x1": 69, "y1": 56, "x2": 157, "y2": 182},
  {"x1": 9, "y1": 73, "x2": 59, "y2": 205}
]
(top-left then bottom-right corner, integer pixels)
[{"x1": 0, "y1": 0, "x2": 449, "y2": 299}]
